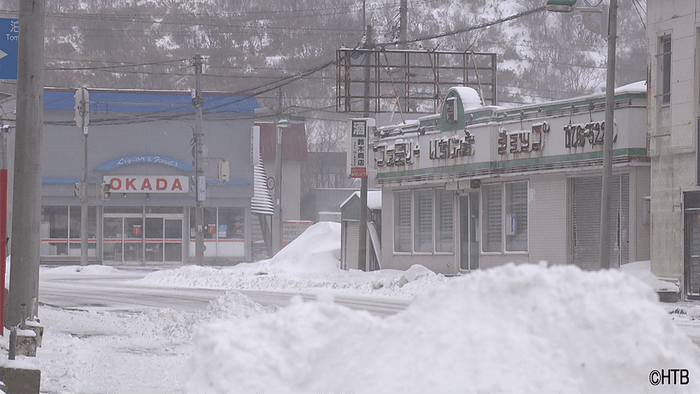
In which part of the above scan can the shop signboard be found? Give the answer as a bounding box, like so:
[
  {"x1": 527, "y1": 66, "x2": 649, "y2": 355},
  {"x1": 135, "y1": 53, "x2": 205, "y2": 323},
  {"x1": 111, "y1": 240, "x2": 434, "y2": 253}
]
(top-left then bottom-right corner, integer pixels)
[
  {"x1": 347, "y1": 118, "x2": 375, "y2": 178},
  {"x1": 0, "y1": 18, "x2": 18, "y2": 80},
  {"x1": 104, "y1": 175, "x2": 189, "y2": 193}
]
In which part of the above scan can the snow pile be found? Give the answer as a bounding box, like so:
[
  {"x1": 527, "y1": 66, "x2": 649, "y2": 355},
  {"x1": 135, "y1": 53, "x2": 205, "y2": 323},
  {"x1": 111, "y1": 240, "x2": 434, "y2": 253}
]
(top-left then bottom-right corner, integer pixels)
[
  {"x1": 43, "y1": 264, "x2": 121, "y2": 276},
  {"x1": 33, "y1": 291, "x2": 274, "y2": 394},
  {"x1": 186, "y1": 263, "x2": 700, "y2": 393},
  {"x1": 451, "y1": 86, "x2": 483, "y2": 110},
  {"x1": 139, "y1": 222, "x2": 447, "y2": 298},
  {"x1": 140, "y1": 262, "x2": 447, "y2": 297},
  {"x1": 256, "y1": 221, "x2": 342, "y2": 275},
  {"x1": 620, "y1": 260, "x2": 680, "y2": 293}
]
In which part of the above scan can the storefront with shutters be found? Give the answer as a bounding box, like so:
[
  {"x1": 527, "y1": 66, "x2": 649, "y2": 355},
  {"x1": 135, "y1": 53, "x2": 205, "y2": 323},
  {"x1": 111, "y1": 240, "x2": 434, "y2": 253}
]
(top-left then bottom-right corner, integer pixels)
[
  {"x1": 16, "y1": 88, "x2": 263, "y2": 265},
  {"x1": 373, "y1": 84, "x2": 650, "y2": 275}
]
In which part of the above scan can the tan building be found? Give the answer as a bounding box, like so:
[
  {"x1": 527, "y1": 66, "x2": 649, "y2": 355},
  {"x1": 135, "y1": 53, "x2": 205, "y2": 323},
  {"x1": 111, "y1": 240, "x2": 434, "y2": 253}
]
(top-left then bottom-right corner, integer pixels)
[{"x1": 647, "y1": 2, "x2": 700, "y2": 299}]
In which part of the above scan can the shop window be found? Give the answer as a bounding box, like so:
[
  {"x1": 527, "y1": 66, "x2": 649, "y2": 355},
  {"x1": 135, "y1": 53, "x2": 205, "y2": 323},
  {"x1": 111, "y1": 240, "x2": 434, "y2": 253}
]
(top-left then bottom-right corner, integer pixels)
[
  {"x1": 505, "y1": 182, "x2": 528, "y2": 252},
  {"x1": 394, "y1": 191, "x2": 412, "y2": 252},
  {"x1": 204, "y1": 207, "x2": 217, "y2": 239},
  {"x1": 393, "y1": 188, "x2": 454, "y2": 254},
  {"x1": 658, "y1": 35, "x2": 671, "y2": 105},
  {"x1": 482, "y1": 181, "x2": 528, "y2": 253},
  {"x1": 482, "y1": 184, "x2": 502, "y2": 252},
  {"x1": 414, "y1": 189, "x2": 434, "y2": 253},
  {"x1": 41, "y1": 205, "x2": 96, "y2": 256},
  {"x1": 218, "y1": 208, "x2": 245, "y2": 240},
  {"x1": 189, "y1": 206, "x2": 246, "y2": 258},
  {"x1": 435, "y1": 188, "x2": 454, "y2": 253}
]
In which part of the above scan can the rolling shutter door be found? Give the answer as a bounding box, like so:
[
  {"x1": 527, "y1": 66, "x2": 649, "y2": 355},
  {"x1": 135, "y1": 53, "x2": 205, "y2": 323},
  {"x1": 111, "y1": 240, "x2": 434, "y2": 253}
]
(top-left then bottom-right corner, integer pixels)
[{"x1": 572, "y1": 174, "x2": 629, "y2": 270}]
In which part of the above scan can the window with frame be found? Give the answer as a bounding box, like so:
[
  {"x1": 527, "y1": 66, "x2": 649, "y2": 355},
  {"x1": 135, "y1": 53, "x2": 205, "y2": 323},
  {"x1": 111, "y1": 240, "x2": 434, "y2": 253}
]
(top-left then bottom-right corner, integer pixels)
[
  {"x1": 189, "y1": 206, "x2": 246, "y2": 257},
  {"x1": 446, "y1": 97, "x2": 457, "y2": 123},
  {"x1": 394, "y1": 191, "x2": 412, "y2": 252},
  {"x1": 482, "y1": 181, "x2": 528, "y2": 253},
  {"x1": 393, "y1": 188, "x2": 454, "y2": 254},
  {"x1": 414, "y1": 189, "x2": 433, "y2": 252},
  {"x1": 435, "y1": 188, "x2": 454, "y2": 252},
  {"x1": 41, "y1": 205, "x2": 97, "y2": 256},
  {"x1": 659, "y1": 35, "x2": 671, "y2": 105}
]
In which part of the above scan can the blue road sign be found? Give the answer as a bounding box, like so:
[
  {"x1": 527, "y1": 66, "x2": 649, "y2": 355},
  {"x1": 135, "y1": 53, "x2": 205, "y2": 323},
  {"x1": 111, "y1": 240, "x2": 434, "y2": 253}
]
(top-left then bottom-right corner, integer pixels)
[{"x1": 0, "y1": 18, "x2": 18, "y2": 80}]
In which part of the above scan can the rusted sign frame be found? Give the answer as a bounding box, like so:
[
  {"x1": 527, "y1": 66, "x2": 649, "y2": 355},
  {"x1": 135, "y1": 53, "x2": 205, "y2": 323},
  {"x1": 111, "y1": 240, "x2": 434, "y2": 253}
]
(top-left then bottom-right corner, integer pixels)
[{"x1": 336, "y1": 48, "x2": 497, "y2": 114}]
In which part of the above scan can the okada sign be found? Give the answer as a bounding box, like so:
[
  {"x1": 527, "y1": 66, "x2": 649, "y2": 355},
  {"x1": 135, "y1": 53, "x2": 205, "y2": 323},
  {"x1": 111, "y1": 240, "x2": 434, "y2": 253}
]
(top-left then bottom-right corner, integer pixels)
[{"x1": 104, "y1": 175, "x2": 189, "y2": 194}]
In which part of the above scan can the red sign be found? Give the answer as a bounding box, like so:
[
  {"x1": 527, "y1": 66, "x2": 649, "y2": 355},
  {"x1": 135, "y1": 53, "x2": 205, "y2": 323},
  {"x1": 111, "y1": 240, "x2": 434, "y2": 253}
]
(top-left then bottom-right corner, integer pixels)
[
  {"x1": 133, "y1": 224, "x2": 141, "y2": 236},
  {"x1": 104, "y1": 175, "x2": 189, "y2": 194},
  {"x1": 350, "y1": 167, "x2": 367, "y2": 178},
  {"x1": 208, "y1": 224, "x2": 216, "y2": 235}
]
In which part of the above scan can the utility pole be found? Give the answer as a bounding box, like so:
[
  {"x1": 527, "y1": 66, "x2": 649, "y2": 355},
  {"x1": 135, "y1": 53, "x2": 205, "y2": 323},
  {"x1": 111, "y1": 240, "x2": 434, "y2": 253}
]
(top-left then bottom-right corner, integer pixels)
[
  {"x1": 359, "y1": 25, "x2": 373, "y2": 272},
  {"x1": 399, "y1": 0, "x2": 407, "y2": 46},
  {"x1": 599, "y1": 0, "x2": 617, "y2": 269},
  {"x1": 75, "y1": 87, "x2": 90, "y2": 267},
  {"x1": 194, "y1": 54, "x2": 205, "y2": 266},
  {"x1": 273, "y1": 118, "x2": 290, "y2": 255},
  {"x1": 7, "y1": 0, "x2": 46, "y2": 325}
]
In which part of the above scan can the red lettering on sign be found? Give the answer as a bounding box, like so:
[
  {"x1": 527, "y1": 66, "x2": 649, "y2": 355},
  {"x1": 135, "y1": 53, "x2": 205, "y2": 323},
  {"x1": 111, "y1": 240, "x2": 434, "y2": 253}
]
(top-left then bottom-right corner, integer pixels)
[
  {"x1": 172, "y1": 178, "x2": 183, "y2": 191},
  {"x1": 110, "y1": 178, "x2": 122, "y2": 191},
  {"x1": 156, "y1": 178, "x2": 167, "y2": 191},
  {"x1": 141, "y1": 178, "x2": 152, "y2": 191},
  {"x1": 125, "y1": 178, "x2": 136, "y2": 190}
]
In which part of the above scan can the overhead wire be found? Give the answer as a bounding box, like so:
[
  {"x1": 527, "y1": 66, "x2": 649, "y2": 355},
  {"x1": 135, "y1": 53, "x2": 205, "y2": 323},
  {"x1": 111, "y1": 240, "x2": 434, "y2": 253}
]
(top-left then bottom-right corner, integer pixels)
[{"x1": 16, "y1": 3, "x2": 552, "y2": 126}]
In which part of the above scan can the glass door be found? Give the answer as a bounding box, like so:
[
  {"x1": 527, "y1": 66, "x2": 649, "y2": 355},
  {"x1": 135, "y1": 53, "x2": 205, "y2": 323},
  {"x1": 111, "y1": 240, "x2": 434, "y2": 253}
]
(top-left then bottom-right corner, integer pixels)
[
  {"x1": 103, "y1": 217, "x2": 123, "y2": 262},
  {"x1": 460, "y1": 192, "x2": 480, "y2": 271},
  {"x1": 145, "y1": 217, "x2": 164, "y2": 262},
  {"x1": 124, "y1": 217, "x2": 144, "y2": 262},
  {"x1": 164, "y1": 219, "x2": 183, "y2": 262}
]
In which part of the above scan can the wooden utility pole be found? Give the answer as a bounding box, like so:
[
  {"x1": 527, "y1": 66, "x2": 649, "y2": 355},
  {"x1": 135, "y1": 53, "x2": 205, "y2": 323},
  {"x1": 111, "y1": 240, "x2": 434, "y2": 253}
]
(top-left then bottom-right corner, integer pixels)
[
  {"x1": 76, "y1": 88, "x2": 89, "y2": 267},
  {"x1": 7, "y1": 0, "x2": 46, "y2": 326},
  {"x1": 599, "y1": 0, "x2": 617, "y2": 269},
  {"x1": 359, "y1": 25, "x2": 373, "y2": 272},
  {"x1": 194, "y1": 54, "x2": 205, "y2": 265}
]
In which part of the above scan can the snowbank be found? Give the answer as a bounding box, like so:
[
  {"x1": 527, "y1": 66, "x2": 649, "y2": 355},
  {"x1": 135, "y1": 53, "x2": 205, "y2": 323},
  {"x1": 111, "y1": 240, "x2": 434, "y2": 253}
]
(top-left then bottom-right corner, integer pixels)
[
  {"x1": 620, "y1": 260, "x2": 680, "y2": 293},
  {"x1": 139, "y1": 222, "x2": 449, "y2": 297},
  {"x1": 255, "y1": 221, "x2": 342, "y2": 275},
  {"x1": 141, "y1": 221, "x2": 342, "y2": 290},
  {"x1": 186, "y1": 263, "x2": 700, "y2": 393}
]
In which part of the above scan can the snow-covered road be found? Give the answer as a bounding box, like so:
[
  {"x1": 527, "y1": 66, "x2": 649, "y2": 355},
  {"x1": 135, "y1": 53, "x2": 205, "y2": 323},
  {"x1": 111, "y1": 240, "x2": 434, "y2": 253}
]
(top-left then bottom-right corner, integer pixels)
[{"x1": 39, "y1": 270, "x2": 411, "y2": 316}]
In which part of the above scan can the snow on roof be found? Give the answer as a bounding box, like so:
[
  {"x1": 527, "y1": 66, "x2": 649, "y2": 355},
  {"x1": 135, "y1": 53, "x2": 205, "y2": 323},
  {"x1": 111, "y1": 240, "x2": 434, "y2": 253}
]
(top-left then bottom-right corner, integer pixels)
[
  {"x1": 340, "y1": 190, "x2": 382, "y2": 210},
  {"x1": 614, "y1": 80, "x2": 646, "y2": 95},
  {"x1": 450, "y1": 86, "x2": 483, "y2": 110}
]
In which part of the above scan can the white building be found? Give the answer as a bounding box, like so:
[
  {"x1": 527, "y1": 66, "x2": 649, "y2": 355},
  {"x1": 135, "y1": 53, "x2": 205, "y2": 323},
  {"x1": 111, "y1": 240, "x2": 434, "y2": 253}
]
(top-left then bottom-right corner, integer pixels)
[{"x1": 373, "y1": 85, "x2": 649, "y2": 275}]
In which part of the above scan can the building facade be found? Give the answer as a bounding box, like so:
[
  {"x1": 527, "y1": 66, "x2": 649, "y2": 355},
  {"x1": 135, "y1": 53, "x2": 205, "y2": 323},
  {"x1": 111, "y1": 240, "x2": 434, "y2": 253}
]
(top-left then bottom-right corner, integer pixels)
[
  {"x1": 373, "y1": 85, "x2": 650, "y2": 275},
  {"x1": 2, "y1": 88, "x2": 264, "y2": 265},
  {"x1": 647, "y1": 2, "x2": 700, "y2": 298}
]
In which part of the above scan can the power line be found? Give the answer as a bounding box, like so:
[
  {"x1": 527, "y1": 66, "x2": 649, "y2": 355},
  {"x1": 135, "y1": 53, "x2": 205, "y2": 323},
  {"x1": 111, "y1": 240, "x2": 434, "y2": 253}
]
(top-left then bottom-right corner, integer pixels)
[{"x1": 375, "y1": 5, "x2": 547, "y2": 46}]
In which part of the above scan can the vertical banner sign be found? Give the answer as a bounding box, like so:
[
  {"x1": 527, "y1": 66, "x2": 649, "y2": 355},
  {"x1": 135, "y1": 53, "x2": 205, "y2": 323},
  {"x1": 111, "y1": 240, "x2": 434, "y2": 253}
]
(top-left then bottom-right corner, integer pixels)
[
  {"x1": 348, "y1": 118, "x2": 374, "y2": 178},
  {"x1": 0, "y1": 18, "x2": 18, "y2": 80},
  {"x1": 0, "y1": 169, "x2": 6, "y2": 333}
]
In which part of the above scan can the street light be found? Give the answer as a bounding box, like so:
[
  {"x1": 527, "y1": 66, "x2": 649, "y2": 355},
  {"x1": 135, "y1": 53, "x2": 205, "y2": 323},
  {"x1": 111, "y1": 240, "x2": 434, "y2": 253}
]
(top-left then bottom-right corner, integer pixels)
[
  {"x1": 273, "y1": 118, "x2": 290, "y2": 255},
  {"x1": 548, "y1": 0, "x2": 617, "y2": 269}
]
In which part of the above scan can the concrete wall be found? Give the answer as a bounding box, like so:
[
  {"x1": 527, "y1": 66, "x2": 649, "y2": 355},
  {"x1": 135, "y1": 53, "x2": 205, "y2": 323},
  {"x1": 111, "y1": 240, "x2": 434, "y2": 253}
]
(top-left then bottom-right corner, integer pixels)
[{"x1": 647, "y1": 2, "x2": 699, "y2": 287}]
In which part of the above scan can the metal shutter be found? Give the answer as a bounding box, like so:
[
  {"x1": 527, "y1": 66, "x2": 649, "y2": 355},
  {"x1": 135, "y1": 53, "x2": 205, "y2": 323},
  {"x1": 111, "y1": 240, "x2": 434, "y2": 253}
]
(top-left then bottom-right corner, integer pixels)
[{"x1": 572, "y1": 174, "x2": 629, "y2": 270}]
